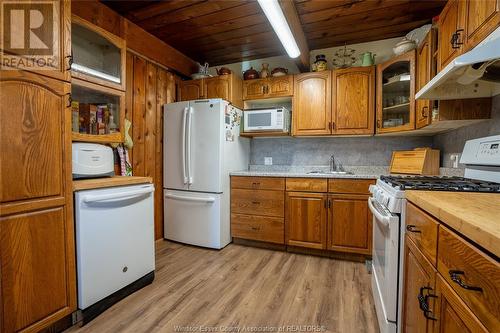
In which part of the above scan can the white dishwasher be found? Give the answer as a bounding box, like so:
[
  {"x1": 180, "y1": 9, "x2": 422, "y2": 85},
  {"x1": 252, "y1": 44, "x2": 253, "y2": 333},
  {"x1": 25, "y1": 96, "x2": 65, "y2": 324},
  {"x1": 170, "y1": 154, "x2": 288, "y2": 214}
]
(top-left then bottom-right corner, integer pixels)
[{"x1": 74, "y1": 183, "x2": 155, "y2": 322}]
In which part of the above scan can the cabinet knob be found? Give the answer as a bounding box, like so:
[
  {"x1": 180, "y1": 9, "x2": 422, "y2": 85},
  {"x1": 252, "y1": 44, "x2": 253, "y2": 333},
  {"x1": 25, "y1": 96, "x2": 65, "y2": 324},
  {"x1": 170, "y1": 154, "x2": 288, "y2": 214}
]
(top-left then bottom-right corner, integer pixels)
[
  {"x1": 65, "y1": 53, "x2": 73, "y2": 71},
  {"x1": 406, "y1": 225, "x2": 421, "y2": 233},
  {"x1": 66, "y1": 93, "x2": 72, "y2": 108},
  {"x1": 422, "y1": 106, "x2": 429, "y2": 118}
]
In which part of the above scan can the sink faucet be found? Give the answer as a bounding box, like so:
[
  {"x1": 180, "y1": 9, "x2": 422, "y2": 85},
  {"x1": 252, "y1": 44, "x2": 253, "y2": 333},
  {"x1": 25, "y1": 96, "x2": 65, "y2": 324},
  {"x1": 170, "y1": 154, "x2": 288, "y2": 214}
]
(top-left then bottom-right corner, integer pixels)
[
  {"x1": 330, "y1": 154, "x2": 344, "y2": 172},
  {"x1": 330, "y1": 154, "x2": 336, "y2": 172}
]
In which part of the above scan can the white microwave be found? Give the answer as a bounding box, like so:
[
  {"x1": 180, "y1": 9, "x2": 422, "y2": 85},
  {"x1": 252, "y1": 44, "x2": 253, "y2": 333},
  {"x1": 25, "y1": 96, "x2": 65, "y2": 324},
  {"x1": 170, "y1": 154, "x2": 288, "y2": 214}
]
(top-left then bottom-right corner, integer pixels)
[{"x1": 243, "y1": 107, "x2": 290, "y2": 132}]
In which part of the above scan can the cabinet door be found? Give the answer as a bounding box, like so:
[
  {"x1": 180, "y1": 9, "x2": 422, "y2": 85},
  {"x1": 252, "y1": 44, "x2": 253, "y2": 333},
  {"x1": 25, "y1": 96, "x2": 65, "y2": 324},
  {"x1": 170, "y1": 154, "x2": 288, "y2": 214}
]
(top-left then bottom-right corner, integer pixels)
[
  {"x1": 267, "y1": 75, "x2": 294, "y2": 97},
  {"x1": 4, "y1": 1, "x2": 72, "y2": 82},
  {"x1": 332, "y1": 67, "x2": 374, "y2": 135},
  {"x1": 376, "y1": 51, "x2": 416, "y2": 134},
  {"x1": 179, "y1": 80, "x2": 204, "y2": 101},
  {"x1": 327, "y1": 194, "x2": 372, "y2": 254},
  {"x1": 0, "y1": 72, "x2": 69, "y2": 203},
  {"x1": 204, "y1": 76, "x2": 230, "y2": 100},
  {"x1": 416, "y1": 32, "x2": 433, "y2": 129},
  {"x1": 402, "y1": 237, "x2": 437, "y2": 333},
  {"x1": 293, "y1": 71, "x2": 332, "y2": 136},
  {"x1": 464, "y1": 0, "x2": 500, "y2": 50},
  {"x1": 285, "y1": 192, "x2": 327, "y2": 249},
  {"x1": 1, "y1": 207, "x2": 76, "y2": 333},
  {"x1": 438, "y1": 0, "x2": 465, "y2": 71},
  {"x1": 433, "y1": 275, "x2": 488, "y2": 333},
  {"x1": 242, "y1": 79, "x2": 267, "y2": 100}
]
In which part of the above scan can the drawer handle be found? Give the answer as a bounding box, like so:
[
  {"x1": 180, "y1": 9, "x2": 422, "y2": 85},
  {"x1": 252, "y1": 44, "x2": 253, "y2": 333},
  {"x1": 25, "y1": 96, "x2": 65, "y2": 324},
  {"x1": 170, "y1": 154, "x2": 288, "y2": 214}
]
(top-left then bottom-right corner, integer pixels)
[
  {"x1": 449, "y1": 270, "x2": 483, "y2": 292},
  {"x1": 406, "y1": 225, "x2": 422, "y2": 233},
  {"x1": 252, "y1": 182, "x2": 261, "y2": 188},
  {"x1": 252, "y1": 201, "x2": 260, "y2": 205},
  {"x1": 251, "y1": 226, "x2": 261, "y2": 231},
  {"x1": 418, "y1": 286, "x2": 437, "y2": 321}
]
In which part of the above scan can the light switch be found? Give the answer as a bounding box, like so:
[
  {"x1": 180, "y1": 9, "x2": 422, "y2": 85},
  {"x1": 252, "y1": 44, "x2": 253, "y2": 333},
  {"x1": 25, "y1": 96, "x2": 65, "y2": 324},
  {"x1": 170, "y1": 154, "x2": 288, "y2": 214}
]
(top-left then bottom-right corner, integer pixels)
[{"x1": 264, "y1": 157, "x2": 273, "y2": 165}]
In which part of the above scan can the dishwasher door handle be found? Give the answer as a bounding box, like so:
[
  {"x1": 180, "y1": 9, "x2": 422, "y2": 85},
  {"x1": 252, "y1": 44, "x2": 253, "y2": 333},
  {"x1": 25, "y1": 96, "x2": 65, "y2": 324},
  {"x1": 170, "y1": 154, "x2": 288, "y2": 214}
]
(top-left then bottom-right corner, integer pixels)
[
  {"x1": 82, "y1": 187, "x2": 154, "y2": 204},
  {"x1": 165, "y1": 193, "x2": 215, "y2": 203}
]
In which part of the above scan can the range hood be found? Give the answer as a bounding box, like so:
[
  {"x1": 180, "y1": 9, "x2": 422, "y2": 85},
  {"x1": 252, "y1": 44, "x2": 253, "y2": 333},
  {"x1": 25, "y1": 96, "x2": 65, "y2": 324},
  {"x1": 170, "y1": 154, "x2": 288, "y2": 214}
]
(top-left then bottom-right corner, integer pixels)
[{"x1": 416, "y1": 27, "x2": 500, "y2": 100}]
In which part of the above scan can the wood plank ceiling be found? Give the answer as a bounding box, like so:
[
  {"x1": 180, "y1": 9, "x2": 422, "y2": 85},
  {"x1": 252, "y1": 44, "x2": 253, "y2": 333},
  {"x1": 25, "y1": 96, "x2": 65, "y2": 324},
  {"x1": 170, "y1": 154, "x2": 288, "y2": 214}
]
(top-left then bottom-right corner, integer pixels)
[{"x1": 102, "y1": 0, "x2": 446, "y2": 67}]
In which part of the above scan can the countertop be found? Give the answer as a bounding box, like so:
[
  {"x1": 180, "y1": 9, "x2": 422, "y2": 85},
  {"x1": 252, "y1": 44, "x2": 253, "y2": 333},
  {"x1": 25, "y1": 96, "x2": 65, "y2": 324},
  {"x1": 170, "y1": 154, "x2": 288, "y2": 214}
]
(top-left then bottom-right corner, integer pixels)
[
  {"x1": 229, "y1": 170, "x2": 379, "y2": 179},
  {"x1": 406, "y1": 190, "x2": 500, "y2": 258},
  {"x1": 73, "y1": 176, "x2": 153, "y2": 191}
]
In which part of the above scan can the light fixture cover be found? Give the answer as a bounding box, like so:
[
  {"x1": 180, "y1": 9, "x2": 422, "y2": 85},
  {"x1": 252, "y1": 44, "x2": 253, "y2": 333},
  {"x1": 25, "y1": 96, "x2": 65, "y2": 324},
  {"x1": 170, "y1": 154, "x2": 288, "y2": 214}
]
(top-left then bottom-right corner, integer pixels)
[{"x1": 257, "y1": 0, "x2": 301, "y2": 58}]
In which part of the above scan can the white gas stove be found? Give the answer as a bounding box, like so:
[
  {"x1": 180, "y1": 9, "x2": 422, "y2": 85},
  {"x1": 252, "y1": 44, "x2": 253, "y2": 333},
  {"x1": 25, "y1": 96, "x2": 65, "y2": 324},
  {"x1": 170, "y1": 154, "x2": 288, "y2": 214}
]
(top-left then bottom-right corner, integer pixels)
[{"x1": 369, "y1": 134, "x2": 500, "y2": 333}]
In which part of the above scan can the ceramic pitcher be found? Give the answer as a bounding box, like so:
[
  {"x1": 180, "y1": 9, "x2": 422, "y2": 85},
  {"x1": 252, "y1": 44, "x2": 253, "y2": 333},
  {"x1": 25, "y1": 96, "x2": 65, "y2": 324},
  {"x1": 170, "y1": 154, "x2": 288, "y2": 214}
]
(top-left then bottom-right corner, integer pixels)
[{"x1": 360, "y1": 52, "x2": 375, "y2": 66}]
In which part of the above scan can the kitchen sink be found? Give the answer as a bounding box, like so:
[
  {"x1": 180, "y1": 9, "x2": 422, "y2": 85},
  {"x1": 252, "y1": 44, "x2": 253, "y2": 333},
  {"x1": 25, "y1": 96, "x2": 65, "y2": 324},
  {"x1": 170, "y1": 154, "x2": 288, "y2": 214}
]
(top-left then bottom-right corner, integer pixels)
[{"x1": 307, "y1": 170, "x2": 353, "y2": 175}]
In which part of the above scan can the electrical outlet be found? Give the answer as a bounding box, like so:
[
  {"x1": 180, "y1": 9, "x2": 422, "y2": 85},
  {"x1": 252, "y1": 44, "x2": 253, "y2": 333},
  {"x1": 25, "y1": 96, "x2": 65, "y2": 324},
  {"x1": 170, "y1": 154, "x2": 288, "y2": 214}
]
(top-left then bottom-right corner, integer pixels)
[{"x1": 264, "y1": 157, "x2": 273, "y2": 165}]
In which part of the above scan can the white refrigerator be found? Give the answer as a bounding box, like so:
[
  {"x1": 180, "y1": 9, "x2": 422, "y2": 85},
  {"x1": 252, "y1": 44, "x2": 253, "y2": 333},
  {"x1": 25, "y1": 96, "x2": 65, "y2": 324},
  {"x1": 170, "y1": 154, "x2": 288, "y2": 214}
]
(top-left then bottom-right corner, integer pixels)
[{"x1": 163, "y1": 99, "x2": 249, "y2": 249}]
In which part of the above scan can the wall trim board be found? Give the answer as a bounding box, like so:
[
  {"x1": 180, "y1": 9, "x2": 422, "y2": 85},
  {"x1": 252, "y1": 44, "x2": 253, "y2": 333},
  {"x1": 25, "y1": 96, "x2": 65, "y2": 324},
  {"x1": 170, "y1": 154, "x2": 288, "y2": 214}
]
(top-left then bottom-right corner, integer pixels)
[{"x1": 71, "y1": 0, "x2": 197, "y2": 77}]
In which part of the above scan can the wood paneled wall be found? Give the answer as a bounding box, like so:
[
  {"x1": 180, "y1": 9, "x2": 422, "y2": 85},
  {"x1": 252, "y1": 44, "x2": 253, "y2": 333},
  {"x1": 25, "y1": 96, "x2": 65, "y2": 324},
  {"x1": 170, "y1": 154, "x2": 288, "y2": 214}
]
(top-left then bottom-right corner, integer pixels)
[{"x1": 125, "y1": 52, "x2": 177, "y2": 240}]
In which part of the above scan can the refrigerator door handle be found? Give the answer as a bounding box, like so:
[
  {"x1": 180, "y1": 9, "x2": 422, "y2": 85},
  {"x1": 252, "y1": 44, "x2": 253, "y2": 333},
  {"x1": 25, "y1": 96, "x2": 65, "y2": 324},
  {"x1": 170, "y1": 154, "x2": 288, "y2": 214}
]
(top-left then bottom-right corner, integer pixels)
[
  {"x1": 181, "y1": 107, "x2": 188, "y2": 184},
  {"x1": 187, "y1": 106, "x2": 194, "y2": 185}
]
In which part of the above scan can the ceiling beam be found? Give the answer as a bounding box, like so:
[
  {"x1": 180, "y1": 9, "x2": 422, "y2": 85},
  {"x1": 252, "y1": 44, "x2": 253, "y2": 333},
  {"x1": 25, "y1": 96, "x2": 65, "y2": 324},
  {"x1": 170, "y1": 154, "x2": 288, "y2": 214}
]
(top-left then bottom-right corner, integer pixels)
[{"x1": 278, "y1": 0, "x2": 310, "y2": 72}]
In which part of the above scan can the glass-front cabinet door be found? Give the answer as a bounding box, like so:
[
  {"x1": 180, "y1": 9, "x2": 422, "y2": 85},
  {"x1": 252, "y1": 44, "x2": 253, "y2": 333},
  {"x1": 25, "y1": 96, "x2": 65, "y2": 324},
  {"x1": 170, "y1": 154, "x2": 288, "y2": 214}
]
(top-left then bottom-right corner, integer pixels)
[
  {"x1": 376, "y1": 51, "x2": 416, "y2": 134},
  {"x1": 71, "y1": 16, "x2": 126, "y2": 91}
]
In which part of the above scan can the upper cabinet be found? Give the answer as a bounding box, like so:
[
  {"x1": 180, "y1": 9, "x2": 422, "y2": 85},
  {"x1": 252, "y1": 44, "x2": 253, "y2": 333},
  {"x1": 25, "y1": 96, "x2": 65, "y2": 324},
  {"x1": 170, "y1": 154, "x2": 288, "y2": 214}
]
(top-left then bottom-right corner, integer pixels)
[
  {"x1": 242, "y1": 75, "x2": 294, "y2": 100},
  {"x1": 71, "y1": 16, "x2": 126, "y2": 91},
  {"x1": 293, "y1": 71, "x2": 332, "y2": 136},
  {"x1": 376, "y1": 51, "x2": 416, "y2": 134},
  {"x1": 438, "y1": 0, "x2": 465, "y2": 71},
  {"x1": 438, "y1": 0, "x2": 499, "y2": 71},
  {"x1": 179, "y1": 74, "x2": 243, "y2": 109},
  {"x1": 416, "y1": 31, "x2": 435, "y2": 129},
  {"x1": 332, "y1": 66, "x2": 375, "y2": 135}
]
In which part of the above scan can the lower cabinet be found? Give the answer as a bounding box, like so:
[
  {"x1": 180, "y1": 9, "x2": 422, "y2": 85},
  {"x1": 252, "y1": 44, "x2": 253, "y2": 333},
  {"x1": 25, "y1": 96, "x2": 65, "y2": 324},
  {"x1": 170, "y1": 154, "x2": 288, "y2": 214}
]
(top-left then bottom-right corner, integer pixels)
[
  {"x1": 327, "y1": 194, "x2": 372, "y2": 254},
  {"x1": 285, "y1": 192, "x2": 327, "y2": 250},
  {"x1": 230, "y1": 176, "x2": 375, "y2": 256},
  {"x1": 403, "y1": 202, "x2": 496, "y2": 333},
  {"x1": 1, "y1": 208, "x2": 76, "y2": 333},
  {"x1": 402, "y1": 236, "x2": 437, "y2": 333}
]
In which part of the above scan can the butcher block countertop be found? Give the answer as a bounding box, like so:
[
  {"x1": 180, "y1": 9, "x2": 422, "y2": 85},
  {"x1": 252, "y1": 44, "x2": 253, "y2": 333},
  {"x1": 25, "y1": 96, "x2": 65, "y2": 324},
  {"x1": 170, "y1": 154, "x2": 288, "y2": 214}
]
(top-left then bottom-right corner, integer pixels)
[
  {"x1": 73, "y1": 176, "x2": 153, "y2": 191},
  {"x1": 406, "y1": 190, "x2": 500, "y2": 257}
]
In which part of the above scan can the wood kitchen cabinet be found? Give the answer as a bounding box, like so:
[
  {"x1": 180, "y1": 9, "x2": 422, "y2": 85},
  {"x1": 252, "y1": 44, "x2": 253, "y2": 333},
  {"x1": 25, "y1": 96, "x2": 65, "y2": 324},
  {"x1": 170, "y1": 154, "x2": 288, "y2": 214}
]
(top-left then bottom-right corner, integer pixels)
[
  {"x1": 179, "y1": 79, "x2": 204, "y2": 100},
  {"x1": 416, "y1": 31, "x2": 434, "y2": 129},
  {"x1": 0, "y1": 71, "x2": 76, "y2": 332},
  {"x1": 180, "y1": 74, "x2": 243, "y2": 108},
  {"x1": 242, "y1": 75, "x2": 293, "y2": 100},
  {"x1": 285, "y1": 192, "x2": 327, "y2": 249},
  {"x1": 437, "y1": 0, "x2": 499, "y2": 72},
  {"x1": 402, "y1": 236, "x2": 437, "y2": 333},
  {"x1": 292, "y1": 71, "x2": 332, "y2": 136},
  {"x1": 327, "y1": 194, "x2": 372, "y2": 254},
  {"x1": 376, "y1": 51, "x2": 416, "y2": 134},
  {"x1": 433, "y1": 275, "x2": 488, "y2": 332},
  {"x1": 332, "y1": 66, "x2": 375, "y2": 135}
]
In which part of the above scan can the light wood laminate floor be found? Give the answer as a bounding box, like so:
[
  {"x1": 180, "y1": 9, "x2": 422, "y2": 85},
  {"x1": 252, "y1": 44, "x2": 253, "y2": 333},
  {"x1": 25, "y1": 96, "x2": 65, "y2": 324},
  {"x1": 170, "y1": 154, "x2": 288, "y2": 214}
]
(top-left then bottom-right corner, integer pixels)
[{"x1": 67, "y1": 241, "x2": 379, "y2": 333}]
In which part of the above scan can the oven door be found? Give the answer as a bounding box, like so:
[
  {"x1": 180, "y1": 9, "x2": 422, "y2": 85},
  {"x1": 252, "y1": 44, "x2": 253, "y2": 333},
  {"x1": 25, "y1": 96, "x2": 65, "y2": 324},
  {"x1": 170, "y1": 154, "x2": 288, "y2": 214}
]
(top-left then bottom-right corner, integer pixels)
[
  {"x1": 368, "y1": 197, "x2": 401, "y2": 327},
  {"x1": 244, "y1": 110, "x2": 278, "y2": 131}
]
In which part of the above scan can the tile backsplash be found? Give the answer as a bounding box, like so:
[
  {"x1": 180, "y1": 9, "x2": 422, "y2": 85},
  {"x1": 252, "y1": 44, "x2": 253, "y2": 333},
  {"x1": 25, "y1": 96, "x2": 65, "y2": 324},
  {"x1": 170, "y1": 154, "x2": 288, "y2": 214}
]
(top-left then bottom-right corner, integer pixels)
[{"x1": 250, "y1": 136, "x2": 433, "y2": 166}]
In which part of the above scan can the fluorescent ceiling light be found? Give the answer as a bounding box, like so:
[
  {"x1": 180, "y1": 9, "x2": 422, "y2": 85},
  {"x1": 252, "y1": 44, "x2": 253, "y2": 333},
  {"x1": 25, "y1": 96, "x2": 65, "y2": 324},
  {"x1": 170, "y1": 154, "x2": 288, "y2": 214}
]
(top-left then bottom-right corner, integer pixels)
[{"x1": 257, "y1": 0, "x2": 301, "y2": 58}]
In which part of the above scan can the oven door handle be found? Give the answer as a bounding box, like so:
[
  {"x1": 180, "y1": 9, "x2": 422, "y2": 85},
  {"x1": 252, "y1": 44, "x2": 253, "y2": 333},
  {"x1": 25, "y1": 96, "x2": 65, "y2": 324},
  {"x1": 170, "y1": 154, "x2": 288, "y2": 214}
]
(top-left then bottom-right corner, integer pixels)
[{"x1": 368, "y1": 198, "x2": 394, "y2": 227}]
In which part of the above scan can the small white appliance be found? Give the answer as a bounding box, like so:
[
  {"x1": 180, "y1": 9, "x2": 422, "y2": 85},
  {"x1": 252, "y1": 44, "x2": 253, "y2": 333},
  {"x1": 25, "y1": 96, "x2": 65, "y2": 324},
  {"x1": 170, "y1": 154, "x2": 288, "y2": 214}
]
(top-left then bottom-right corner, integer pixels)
[
  {"x1": 163, "y1": 99, "x2": 249, "y2": 249},
  {"x1": 243, "y1": 107, "x2": 290, "y2": 132},
  {"x1": 416, "y1": 26, "x2": 500, "y2": 100},
  {"x1": 72, "y1": 143, "x2": 114, "y2": 178},
  {"x1": 369, "y1": 134, "x2": 500, "y2": 333},
  {"x1": 74, "y1": 183, "x2": 155, "y2": 311}
]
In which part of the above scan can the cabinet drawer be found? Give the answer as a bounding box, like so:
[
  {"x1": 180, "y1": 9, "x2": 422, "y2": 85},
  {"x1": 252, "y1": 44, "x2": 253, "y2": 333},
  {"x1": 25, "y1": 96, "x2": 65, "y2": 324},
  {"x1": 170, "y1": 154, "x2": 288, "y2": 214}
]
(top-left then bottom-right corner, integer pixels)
[
  {"x1": 231, "y1": 189, "x2": 284, "y2": 217},
  {"x1": 286, "y1": 178, "x2": 327, "y2": 192},
  {"x1": 406, "y1": 202, "x2": 439, "y2": 265},
  {"x1": 328, "y1": 179, "x2": 375, "y2": 194},
  {"x1": 231, "y1": 176, "x2": 285, "y2": 191},
  {"x1": 231, "y1": 214, "x2": 284, "y2": 244},
  {"x1": 437, "y1": 225, "x2": 500, "y2": 332}
]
